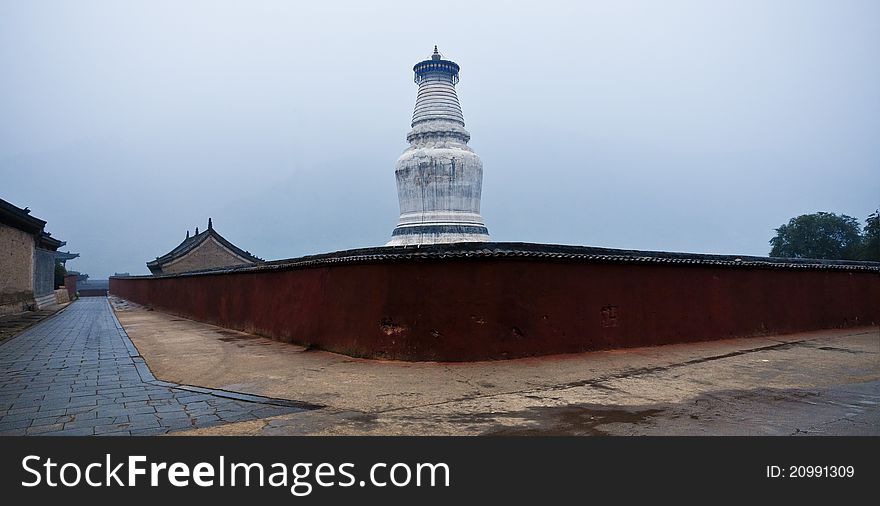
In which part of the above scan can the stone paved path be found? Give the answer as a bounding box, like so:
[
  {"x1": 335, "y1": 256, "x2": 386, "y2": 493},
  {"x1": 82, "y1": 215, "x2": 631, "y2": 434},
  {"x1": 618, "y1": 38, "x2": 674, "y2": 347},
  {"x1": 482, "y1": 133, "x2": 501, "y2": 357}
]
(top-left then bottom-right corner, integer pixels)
[
  {"x1": 0, "y1": 304, "x2": 66, "y2": 344},
  {"x1": 0, "y1": 297, "x2": 308, "y2": 435}
]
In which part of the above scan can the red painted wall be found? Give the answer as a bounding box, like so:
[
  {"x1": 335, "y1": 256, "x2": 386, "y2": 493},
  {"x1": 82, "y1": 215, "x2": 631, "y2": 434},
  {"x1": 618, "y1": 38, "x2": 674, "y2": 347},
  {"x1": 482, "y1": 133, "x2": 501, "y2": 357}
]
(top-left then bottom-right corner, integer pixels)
[
  {"x1": 110, "y1": 259, "x2": 880, "y2": 361},
  {"x1": 63, "y1": 274, "x2": 77, "y2": 301}
]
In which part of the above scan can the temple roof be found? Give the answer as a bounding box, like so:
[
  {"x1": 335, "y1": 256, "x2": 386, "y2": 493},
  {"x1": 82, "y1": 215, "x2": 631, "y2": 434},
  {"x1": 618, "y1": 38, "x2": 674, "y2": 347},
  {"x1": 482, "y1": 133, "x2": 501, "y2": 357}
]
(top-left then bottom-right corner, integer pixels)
[
  {"x1": 147, "y1": 219, "x2": 263, "y2": 272},
  {"x1": 37, "y1": 232, "x2": 63, "y2": 251},
  {"x1": 0, "y1": 197, "x2": 46, "y2": 235},
  {"x1": 56, "y1": 251, "x2": 80, "y2": 262},
  {"x1": 1, "y1": 197, "x2": 66, "y2": 250}
]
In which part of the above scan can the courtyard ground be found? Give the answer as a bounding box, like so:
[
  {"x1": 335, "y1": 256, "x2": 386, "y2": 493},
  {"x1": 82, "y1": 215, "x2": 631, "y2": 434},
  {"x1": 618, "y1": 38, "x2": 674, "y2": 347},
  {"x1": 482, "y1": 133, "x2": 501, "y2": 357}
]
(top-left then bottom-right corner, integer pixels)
[{"x1": 109, "y1": 297, "x2": 880, "y2": 436}]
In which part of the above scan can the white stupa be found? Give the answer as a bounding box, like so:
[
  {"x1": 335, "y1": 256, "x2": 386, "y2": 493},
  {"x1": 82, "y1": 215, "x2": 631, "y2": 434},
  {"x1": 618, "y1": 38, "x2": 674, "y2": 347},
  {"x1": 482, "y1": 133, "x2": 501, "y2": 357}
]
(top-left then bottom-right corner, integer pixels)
[{"x1": 387, "y1": 46, "x2": 491, "y2": 246}]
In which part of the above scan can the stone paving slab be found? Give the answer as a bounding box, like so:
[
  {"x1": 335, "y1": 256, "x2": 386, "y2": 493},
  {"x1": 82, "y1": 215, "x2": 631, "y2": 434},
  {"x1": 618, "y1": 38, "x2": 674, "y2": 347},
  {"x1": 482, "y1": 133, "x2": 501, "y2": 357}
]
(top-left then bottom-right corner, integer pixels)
[
  {"x1": 0, "y1": 298, "x2": 313, "y2": 436},
  {"x1": 0, "y1": 304, "x2": 70, "y2": 344}
]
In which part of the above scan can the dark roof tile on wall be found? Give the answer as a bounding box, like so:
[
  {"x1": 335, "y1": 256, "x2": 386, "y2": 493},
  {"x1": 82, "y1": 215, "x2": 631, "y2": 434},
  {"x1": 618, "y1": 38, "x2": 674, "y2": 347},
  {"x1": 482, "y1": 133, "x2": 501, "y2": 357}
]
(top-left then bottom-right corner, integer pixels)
[{"x1": 120, "y1": 241, "x2": 880, "y2": 279}]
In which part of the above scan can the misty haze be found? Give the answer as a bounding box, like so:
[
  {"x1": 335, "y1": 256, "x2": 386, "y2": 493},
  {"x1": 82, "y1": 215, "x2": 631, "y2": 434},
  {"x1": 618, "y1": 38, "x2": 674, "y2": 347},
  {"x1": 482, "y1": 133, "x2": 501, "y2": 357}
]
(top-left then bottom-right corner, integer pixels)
[{"x1": 2, "y1": 1, "x2": 878, "y2": 278}]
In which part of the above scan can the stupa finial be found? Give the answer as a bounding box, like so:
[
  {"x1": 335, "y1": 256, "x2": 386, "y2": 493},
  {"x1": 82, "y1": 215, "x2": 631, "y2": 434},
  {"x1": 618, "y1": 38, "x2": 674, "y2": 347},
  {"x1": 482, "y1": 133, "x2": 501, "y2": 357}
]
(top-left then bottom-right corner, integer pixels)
[{"x1": 432, "y1": 45, "x2": 441, "y2": 60}]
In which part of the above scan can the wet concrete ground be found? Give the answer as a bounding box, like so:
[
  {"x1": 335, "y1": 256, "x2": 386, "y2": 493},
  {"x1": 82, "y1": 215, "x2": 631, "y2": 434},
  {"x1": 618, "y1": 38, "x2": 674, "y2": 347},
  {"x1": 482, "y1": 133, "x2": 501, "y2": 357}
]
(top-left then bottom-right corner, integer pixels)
[
  {"x1": 111, "y1": 297, "x2": 880, "y2": 436},
  {"x1": 480, "y1": 380, "x2": 880, "y2": 436}
]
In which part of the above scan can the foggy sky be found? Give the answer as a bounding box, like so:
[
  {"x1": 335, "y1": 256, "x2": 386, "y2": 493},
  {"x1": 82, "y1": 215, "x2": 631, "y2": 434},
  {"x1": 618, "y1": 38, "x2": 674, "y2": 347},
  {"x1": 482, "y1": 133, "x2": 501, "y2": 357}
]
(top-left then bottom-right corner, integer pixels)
[{"x1": 2, "y1": 0, "x2": 878, "y2": 277}]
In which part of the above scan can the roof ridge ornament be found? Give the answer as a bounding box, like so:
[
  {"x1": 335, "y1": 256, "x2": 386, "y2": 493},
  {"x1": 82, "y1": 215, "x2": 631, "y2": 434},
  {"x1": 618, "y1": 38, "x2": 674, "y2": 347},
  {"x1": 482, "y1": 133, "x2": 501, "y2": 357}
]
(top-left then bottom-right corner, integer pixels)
[{"x1": 208, "y1": 217, "x2": 213, "y2": 230}]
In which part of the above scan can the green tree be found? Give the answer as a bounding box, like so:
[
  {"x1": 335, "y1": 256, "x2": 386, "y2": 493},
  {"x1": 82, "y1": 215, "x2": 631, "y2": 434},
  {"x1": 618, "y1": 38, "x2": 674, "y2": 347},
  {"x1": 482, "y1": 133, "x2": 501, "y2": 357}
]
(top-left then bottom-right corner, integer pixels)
[
  {"x1": 54, "y1": 261, "x2": 67, "y2": 289},
  {"x1": 769, "y1": 212, "x2": 862, "y2": 260},
  {"x1": 860, "y1": 210, "x2": 880, "y2": 261}
]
